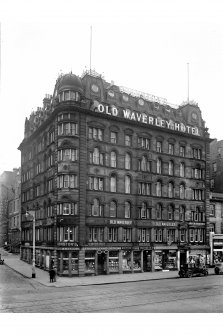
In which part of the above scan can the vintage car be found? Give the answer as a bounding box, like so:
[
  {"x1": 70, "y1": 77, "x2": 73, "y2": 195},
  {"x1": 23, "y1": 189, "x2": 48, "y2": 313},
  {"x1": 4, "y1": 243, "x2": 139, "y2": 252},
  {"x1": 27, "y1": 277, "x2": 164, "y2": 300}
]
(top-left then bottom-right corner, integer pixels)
[
  {"x1": 179, "y1": 263, "x2": 208, "y2": 278},
  {"x1": 214, "y1": 262, "x2": 223, "y2": 275}
]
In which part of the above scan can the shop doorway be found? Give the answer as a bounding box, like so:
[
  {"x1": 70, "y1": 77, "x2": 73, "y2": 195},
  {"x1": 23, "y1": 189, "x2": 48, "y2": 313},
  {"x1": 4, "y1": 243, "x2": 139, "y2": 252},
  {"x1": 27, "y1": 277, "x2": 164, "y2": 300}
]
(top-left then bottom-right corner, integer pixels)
[
  {"x1": 97, "y1": 252, "x2": 106, "y2": 275},
  {"x1": 180, "y1": 251, "x2": 187, "y2": 267},
  {"x1": 143, "y1": 251, "x2": 152, "y2": 272}
]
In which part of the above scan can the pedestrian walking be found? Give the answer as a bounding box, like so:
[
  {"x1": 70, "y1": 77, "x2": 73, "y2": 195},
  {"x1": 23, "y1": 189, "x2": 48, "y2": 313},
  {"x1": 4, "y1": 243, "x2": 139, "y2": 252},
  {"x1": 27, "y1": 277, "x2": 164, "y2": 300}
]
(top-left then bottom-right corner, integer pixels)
[{"x1": 49, "y1": 268, "x2": 54, "y2": 283}]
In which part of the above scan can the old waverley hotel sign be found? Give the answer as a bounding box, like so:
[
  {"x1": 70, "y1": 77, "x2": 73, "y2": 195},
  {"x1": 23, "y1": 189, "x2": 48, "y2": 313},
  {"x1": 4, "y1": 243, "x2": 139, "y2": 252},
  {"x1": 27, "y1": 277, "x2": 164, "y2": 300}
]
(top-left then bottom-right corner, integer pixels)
[{"x1": 91, "y1": 101, "x2": 200, "y2": 136}]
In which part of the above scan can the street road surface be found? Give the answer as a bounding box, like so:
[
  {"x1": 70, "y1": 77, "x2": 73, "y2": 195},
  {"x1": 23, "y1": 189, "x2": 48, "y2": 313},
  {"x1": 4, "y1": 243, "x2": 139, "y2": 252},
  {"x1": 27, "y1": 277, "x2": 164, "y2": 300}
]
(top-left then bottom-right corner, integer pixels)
[{"x1": 0, "y1": 264, "x2": 223, "y2": 313}]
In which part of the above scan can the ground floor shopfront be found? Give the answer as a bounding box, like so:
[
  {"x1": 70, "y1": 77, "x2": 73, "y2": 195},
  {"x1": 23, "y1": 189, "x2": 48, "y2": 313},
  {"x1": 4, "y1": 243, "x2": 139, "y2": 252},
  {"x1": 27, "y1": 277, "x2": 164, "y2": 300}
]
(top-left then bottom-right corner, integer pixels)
[{"x1": 20, "y1": 244, "x2": 210, "y2": 277}]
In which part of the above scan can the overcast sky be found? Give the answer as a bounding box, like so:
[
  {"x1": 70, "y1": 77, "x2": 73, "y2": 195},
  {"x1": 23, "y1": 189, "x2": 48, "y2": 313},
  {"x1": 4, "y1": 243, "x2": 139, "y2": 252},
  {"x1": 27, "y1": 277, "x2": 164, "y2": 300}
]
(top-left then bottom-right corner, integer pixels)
[{"x1": 1, "y1": 0, "x2": 223, "y2": 174}]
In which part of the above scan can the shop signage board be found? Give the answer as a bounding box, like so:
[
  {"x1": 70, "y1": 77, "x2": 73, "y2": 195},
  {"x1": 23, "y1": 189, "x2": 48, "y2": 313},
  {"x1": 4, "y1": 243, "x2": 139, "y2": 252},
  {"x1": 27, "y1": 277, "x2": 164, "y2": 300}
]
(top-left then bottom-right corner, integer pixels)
[
  {"x1": 109, "y1": 220, "x2": 133, "y2": 225},
  {"x1": 188, "y1": 222, "x2": 205, "y2": 226},
  {"x1": 154, "y1": 221, "x2": 176, "y2": 227},
  {"x1": 58, "y1": 242, "x2": 78, "y2": 247}
]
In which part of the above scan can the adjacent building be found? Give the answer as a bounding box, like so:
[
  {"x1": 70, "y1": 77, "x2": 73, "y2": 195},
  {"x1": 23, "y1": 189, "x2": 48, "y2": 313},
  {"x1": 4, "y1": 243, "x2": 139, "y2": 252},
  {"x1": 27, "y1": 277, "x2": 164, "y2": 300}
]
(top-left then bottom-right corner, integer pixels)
[
  {"x1": 18, "y1": 70, "x2": 212, "y2": 277},
  {"x1": 8, "y1": 169, "x2": 21, "y2": 253},
  {"x1": 0, "y1": 169, "x2": 20, "y2": 247},
  {"x1": 210, "y1": 139, "x2": 223, "y2": 192}
]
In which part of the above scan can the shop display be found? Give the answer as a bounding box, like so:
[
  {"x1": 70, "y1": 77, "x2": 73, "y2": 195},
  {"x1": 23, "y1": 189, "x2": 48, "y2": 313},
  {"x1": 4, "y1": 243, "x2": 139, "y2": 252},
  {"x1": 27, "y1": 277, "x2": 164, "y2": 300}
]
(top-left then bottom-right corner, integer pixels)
[
  {"x1": 154, "y1": 252, "x2": 163, "y2": 270},
  {"x1": 85, "y1": 251, "x2": 95, "y2": 273},
  {"x1": 108, "y1": 251, "x2": 119, "y2": 272},
  {"x1": 122, "y1": 250, "x2": 131, "y2": 271},
  {"x1": 133, "y1": 251, "x2": 141, "y2": 271}
]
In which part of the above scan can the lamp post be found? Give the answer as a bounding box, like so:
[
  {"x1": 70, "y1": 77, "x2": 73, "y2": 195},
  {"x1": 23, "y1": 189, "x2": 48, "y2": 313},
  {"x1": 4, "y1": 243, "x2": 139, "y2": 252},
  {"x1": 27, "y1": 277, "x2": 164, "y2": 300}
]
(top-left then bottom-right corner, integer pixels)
[{"x1": 25, "y1": 210, "x2": 36, "y2": 278}]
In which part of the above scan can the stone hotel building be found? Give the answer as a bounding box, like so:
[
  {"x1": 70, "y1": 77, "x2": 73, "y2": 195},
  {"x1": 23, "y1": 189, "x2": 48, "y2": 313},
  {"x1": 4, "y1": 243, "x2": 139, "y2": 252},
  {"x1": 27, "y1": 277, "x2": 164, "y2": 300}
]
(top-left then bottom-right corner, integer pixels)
[{"x1": 18, "y1": 70, "x2": 212, "y2": 276}]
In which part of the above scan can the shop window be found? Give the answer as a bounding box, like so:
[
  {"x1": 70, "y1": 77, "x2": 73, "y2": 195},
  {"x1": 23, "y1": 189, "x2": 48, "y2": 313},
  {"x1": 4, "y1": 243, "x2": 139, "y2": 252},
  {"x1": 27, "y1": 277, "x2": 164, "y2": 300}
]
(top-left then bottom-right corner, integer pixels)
[
  {"x1": 123, "y1": 228, "x2": 132, "y2": 242},
  {"x1": 110, "y1": 151, "x2": 117, "y2": 168},
  {"x1": 109, "y1": 201, "x2": 117, "y2": 218},
  {"x1": 133, "y1": 251, "x2": 141, "y2": 271},
  {"x1": 108, "y1": 251, "x2": 119, "y2": 272},
  {"x1": 88, "y1": 127, "x2": 103, "y2": 141},
  {"x1": 71, "y1": 251, "x2": 78, "y2": 272},
  {"x1": 125, "y1": 153, "x2": 131, "y2": 170},
  {"x1": 85, "y1": 251, "x2": 95, "y2": 273},
  {"x1": 110, "y1": 131, "x2": 117, "y2": 144},
  {"x1": 122, "y1": 250, "x2": 131, "y2": 271},
  {"x1": 62, "y1": 251, "x2": 69, "y2": 272},
  {"x1": 108, "y1": 227, "x2": 118, "y2": 242}
]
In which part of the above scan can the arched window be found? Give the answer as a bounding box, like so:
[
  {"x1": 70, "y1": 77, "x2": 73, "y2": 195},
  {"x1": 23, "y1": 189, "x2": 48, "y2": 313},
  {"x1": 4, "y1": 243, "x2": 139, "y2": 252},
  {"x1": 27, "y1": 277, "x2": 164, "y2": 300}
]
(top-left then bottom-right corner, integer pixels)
[
  {"x1": 139, "y1": 202, "x2": 151, "y2": 219},
  {"x1": 125, "y1": 175, "x2": 131, "y2": 194},
  {"x1": 110, "y1": 174, "x2": 117, "y2": 192},
  {"x1": 156, "y1": 181, "x2": 162, "y2": 197},
  {"x1": 125, "y1": 201, "x2": 131, "y2": 218},
  {"x1": 111, "y1": 151, "x2": 117, "y2": 168},
  {"x1": 180, "y1": 162, "x2": 185, "y2": 177},
  {"x1": 139, "y1": 156, "x2": 151, "y2": 172},
  {"x1": 179, "y1": 205, "x2": 186, "y2": 221},
  {"x1": 91, "y1": 199, "x2": 103, "y2": 217},
  {"x1": 156, "y1": 203, "x2": 162, "y2": 219},
  {"x1": 180, "y1": 184, "x2": 185, "y2": 199},
  {"x1": 110, "y1": 201, "x2": 117, "y2": 217},
  {"x1": 125, "y1": 153, "x2": 131, "y2": 170},
  {"x1": 169, "y1": 160, "x2": 174, "y2": 176},
  {"x1": 157, "y1": 158, "x2": 162, "y2": 174},
  {"x1": 93, "y1": 148, "x2": 99, "y2": 164},
  {"x1": 167, "y1": 205, "x2": 174, "y2": 220},
  {"x1": 168, "y1": 182, "x2": 174, "y2": 198}
]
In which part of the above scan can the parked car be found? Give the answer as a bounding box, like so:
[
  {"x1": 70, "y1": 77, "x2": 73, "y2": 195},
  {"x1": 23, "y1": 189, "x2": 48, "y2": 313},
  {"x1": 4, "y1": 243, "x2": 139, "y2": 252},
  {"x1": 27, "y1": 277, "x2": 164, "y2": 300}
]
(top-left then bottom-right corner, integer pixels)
[
  {"x1": 214, "y1": 262, "x2": 223, "y2": 275},
  {"x1": 179, "y1": 263, "x2": 208, "y2": 278}
]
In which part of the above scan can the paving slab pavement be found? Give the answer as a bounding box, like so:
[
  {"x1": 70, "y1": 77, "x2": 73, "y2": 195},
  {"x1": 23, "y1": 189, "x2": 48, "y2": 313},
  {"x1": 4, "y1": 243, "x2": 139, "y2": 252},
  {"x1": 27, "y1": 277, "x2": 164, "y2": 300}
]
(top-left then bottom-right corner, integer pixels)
[{"x1": 0, "y1": 248, "x2": 215, "y2": 288}]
